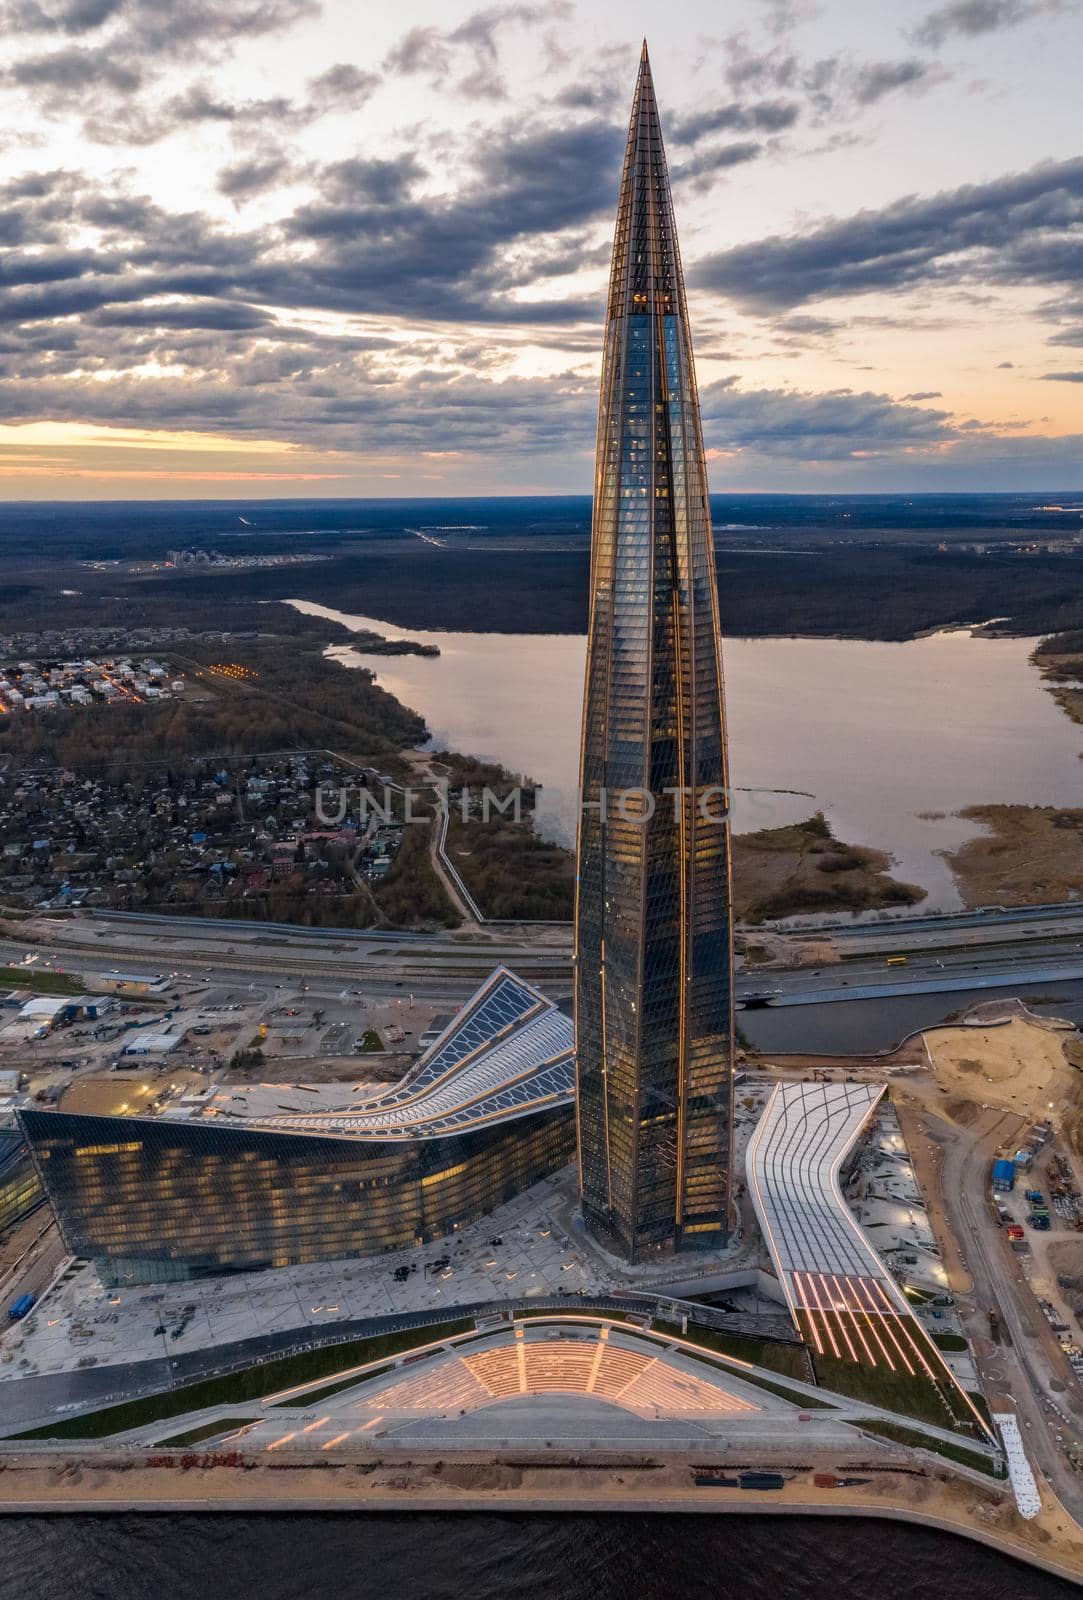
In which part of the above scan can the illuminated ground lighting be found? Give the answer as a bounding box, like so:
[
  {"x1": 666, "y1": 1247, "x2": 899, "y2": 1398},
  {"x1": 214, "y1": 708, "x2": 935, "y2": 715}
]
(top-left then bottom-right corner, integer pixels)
[
  {"x1": 321, "y1": 1432, "x2": 351, "y2": 1450},
  {"x1": 748, "y1": 1081, "x2": 992, "y2": 1435},
  {"x1": 208, "y1": 663, "x2": 259, "y2": 681},
  {"x1": 265, "y1": 1432, "x2": 296, "y2": 1451},
  {"x1": 359, "y1": 1339, "x2": 759, "y2": 1419}
]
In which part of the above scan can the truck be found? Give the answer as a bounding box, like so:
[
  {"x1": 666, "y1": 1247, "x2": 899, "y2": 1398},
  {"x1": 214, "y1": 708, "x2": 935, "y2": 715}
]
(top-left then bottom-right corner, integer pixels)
[
  {"x1": 885, "y1": 955, "x2": 908, "y2": 967},
  {"x1": 8, "y1": 1293, "x2": 35, "y2": 1321}
]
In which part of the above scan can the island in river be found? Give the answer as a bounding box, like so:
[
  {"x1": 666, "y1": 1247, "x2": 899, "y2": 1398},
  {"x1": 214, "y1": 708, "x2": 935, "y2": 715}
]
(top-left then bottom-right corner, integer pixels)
[{"x1": 944, "y1": 805, "x2": 1083, "y2": 909}]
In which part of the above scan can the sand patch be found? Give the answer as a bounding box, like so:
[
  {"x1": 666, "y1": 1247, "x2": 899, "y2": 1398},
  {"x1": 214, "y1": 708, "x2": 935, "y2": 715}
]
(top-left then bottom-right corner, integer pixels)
[
  {"x1": 1045, "y1": 1239, "x2": 1083, "y2": 1288},
  {"x1": 924, "y1": 1018, "x2": 1073, "y2": 1115}
]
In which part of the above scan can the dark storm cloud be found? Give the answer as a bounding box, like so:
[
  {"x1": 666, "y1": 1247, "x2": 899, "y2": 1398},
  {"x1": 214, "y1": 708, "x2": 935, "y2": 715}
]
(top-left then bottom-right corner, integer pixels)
[
  {"x1": 382, "y1": 4, "x2": 561, "y2": 99},
  {"x1": 911, "y1": 0, "x2": 1070, "y2": 47},
  {"x1": 315, "y1": 153, "x2": 427, "y2": 206},
  {"x1": 1040, "y1": 369, "x2": 1083, "y2": 380},
  {"x1": 693, "y1": 156, "x2": 1083, "y2": 311},
  {"x1": 682, "y1": 36, "x2": 949, "y2": 141},
  {"x1": 852, "y1": 59, "x2": 937, "y2": 104},
  {"x1": 273, "y1": 117, "x2": 621, "y2": 320},
  {"x1": 44, "y1": 56, "x2": 378, "y2": 148},
  {"x1": 0, "y1": 0, "x2": 122, "y2": 30},
  {"x1": 670, "y1": 100, "x2": 800, "y2": 144},
  {"x1": 0, "y1": 113, "x2": 621, "y2": 329},
  {"x1": 699, "y1": 380, "x2": 955, "y2": 459},
  {"x1": 3, "y1": 0, "x2": 319, "y2": 69},
  {"x1": 4, "y1": 0, "x2": 331, "y2": 150},
  {"x1": 671, "y1": 142, "x2": 763, "y2": 189},
  {"x1": 92, "y1": 300, "x2": 273, "y2": 330},
  {"x1": 217, "y1": 151, "x2": 299, "y2": 199},
  {"x1": 11, "y1": 43, "x2": 141, "y2": 91},
  {"x1": 306, "y1": 63, "x2": 380, "y2": 112},
  {"x1": 167, "y1": 84, "x2": 296, "y2": 125}
]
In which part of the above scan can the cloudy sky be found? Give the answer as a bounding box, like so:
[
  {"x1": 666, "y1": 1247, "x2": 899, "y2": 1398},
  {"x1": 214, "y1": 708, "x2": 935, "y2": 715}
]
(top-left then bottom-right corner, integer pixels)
[{"x1": 0, "y1": 0, "x2": 1081, "y2": 497}]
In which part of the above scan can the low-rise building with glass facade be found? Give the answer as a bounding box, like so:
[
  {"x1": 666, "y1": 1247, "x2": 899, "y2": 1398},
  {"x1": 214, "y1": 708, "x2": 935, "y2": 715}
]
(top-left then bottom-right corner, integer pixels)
[{"x1": 19, "y1": 969, "x2": 576, "y2": 1285}]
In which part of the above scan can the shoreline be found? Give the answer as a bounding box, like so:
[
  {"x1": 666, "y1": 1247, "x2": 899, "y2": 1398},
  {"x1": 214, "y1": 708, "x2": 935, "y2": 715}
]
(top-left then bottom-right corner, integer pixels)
[{"x1": 1, "y1": 1480, "x2": 1080, "y2": 1586}]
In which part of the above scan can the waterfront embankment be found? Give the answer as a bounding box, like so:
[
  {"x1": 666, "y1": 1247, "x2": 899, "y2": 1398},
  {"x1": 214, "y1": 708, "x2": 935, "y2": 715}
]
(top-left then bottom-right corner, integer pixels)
[{"x1": 2, "y1": 1450, "x2": 1083, "y2": 1587}]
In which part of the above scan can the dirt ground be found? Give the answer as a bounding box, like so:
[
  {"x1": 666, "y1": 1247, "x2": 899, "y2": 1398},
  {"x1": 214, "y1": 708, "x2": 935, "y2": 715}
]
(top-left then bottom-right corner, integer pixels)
[
  {"x1": 59, "y1": 1068, "x2": 207, "y2": 1117},
  {"x1": 1046, "y1": 1239, "x2": 1083, "y2": 1284},
  {"x1": 922, "y1": 1017, "x2": 1077, "y2": 1117},
  {"x1": 226, "y1": 1055, "x2": 405, "y2": 1085},
  {"x1": 944, "y1": 804, "x2": 1083, "y2": 907}
]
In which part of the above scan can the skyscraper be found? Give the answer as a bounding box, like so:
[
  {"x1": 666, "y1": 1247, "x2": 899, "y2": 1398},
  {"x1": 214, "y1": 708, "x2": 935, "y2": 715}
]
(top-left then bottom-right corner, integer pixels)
[{"x1": 574, "y1": 43, "x2": 735, "y2": 1262}]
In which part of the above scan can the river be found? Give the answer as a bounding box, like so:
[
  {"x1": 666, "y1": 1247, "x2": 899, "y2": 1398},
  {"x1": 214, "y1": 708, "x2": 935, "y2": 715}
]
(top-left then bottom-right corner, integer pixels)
[
  {"x1": 291, "y1": 602, "x2": 1083, "y2": 914},
  {"x1": 1, "y1": 1512, "x2": 1078, "y2": 1600}
]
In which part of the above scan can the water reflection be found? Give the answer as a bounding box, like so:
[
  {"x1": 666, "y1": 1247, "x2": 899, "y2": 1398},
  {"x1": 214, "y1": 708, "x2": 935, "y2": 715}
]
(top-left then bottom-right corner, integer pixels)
[{"x1": 290, "y1": 601, "x2": 1083, "y2": 913}]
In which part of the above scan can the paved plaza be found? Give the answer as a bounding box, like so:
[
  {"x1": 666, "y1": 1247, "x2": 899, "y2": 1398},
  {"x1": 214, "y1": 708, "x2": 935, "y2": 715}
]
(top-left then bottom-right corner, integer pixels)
[{"x1": 0, "y1": 1172, "x2": 610, "y2": 1380}]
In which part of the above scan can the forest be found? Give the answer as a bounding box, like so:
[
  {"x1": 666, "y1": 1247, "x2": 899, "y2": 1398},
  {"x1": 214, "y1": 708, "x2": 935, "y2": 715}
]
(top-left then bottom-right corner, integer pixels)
[{"x1": 5, "y1": 538, "x2": 1081, "y2": 647}]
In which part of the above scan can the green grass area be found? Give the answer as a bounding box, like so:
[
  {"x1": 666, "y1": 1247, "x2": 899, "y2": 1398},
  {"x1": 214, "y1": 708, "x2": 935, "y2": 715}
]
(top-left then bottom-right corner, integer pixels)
[
  {"x1": 931, "y1": 1332, "x2": 968, "y2": 1352},
  {"x1": 852, "y1": 1418, "x2": 1002, "y2": 1477},
  {"x1": 8, "y1": 1318, "x2": 474, "y2": 1441},
  {"x1": 156, "y1": 1418, "x2": 257, "y2": 1447},
  {"x1": 810, "y1": 1347, "x2": 964, "y2": 1429},
  {"x1": 356, "y1": 1029, "x2": 383, "y2": 1052},
  {"x1": 798, "y1": 1310, "x2": 976, "y2": 1431},
  {"x1": 654, "y1": 1320, "x2": 813, "y2": 1383},
  {"x1": 271, "y1": 1362, "x2": 395, "y2": 1407},
  {"x1": 968, "y1": 1390, "x2": 994, "y2": 1429},
  {"x1": 0, "y1": 965, "x2": 86, "y2": 996},
  {"x1": 902, "y1": 1286, "x2": 935, "y2": 1305}
]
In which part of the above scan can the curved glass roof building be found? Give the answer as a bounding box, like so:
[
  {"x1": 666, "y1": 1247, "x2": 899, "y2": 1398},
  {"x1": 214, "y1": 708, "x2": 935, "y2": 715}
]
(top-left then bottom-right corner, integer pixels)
[{"x1": 575, "y1": 45, "x2": 735, "y2": 1261}]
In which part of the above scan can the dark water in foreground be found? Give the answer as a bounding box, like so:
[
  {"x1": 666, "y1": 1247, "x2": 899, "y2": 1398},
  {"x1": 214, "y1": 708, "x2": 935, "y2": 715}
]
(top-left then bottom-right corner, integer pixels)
[{"x1": 1, "y1": 1514, "x2": 1077, "y2": 1600}]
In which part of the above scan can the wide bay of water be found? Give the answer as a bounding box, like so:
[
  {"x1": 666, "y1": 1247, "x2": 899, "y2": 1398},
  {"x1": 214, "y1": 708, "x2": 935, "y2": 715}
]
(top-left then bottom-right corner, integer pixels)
[{"x1": 292, "y1": 601, "x2": 1083, "y2": 914}]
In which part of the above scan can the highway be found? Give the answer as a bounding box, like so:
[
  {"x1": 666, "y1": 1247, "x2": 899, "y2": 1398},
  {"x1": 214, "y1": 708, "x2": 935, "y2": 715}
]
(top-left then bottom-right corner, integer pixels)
[
  {"x1": 8, "y1": 905, "x2": 1083, "y2": 1012},
  {"x1": 749, "y1": 961, "x2": 1083, "y2": 1008}
]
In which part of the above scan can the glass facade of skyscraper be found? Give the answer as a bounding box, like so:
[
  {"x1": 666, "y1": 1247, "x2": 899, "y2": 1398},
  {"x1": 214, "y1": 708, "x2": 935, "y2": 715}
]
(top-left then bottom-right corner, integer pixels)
[
  {"x1": 20, "y1": 1104, "x2": 575, "y2": 1285},
  {"x1": 575, "y1": 46, "x2": 735, "y2": 1261}
]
